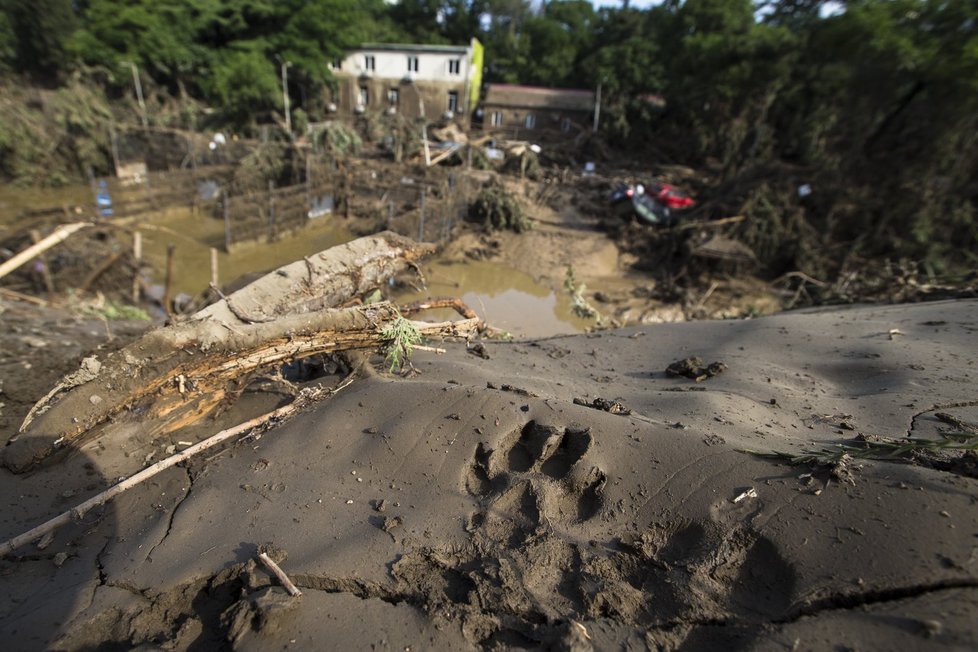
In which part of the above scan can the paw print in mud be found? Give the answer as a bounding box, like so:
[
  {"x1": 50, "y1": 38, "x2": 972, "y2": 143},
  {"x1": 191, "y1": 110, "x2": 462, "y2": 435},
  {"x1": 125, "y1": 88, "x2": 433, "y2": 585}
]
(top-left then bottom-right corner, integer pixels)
[{"x1": 463, "y1": 421, "x2": 607, "y2": 536}]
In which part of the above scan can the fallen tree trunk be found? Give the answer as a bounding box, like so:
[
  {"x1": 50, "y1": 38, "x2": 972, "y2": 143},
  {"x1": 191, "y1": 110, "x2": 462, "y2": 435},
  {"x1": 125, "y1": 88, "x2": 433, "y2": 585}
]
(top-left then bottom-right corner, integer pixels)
[{"x1": 2, "y1": 233, "x2": 471, "y2": 473}]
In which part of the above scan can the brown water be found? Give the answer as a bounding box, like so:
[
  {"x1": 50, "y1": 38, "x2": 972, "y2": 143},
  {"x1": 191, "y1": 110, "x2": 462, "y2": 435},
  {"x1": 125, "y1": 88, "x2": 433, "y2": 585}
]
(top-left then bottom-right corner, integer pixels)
[
  {"x1": 399, "y1": 259, "x2": 593, "y2": 338},
  {"x1": 3, "y1": 185, "x2": 592, "y2": 336},
  {"x1": 135, "y1": 207, "x2": 354, "y2": 296}
]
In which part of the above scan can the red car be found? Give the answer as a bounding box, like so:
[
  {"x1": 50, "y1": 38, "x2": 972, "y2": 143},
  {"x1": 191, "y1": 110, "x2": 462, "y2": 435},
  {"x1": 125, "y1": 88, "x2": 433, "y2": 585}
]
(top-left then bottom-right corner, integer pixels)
[{"x1": 647, "y1": 182, "x2": 695, "y2": 209}]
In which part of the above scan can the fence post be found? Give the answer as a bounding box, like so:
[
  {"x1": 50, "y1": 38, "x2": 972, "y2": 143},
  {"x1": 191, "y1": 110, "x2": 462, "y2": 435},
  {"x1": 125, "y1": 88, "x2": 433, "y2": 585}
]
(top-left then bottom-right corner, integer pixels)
[
  {"x1": 210, "y1": 247, "x2": 219, "y2": 288},
  {"x1": 223, "y1": 191, "x2": 231, "y2": 251},
  {"x1": 418, "y1": 188, "x2": 426, "y2": 242},
  {"x1": 268, "y1": 180, "x2": 276, "y2": 240},
  {"x1": 132, "y1": 230, "x2": 142, "y2": 303},
  {"x1": 162, "y1": 244, "x2": 176, "y2": 319}
]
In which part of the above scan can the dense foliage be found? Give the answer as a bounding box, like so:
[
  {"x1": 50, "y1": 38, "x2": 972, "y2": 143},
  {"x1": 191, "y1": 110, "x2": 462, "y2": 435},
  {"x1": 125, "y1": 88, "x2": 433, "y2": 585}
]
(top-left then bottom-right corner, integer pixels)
[{"x1": 0, "y1": 0, "x2": 975, "y2": 273}]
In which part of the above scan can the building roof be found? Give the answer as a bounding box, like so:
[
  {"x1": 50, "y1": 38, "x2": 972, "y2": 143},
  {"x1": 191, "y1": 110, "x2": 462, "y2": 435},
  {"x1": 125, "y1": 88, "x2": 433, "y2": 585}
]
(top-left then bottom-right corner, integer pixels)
[
  {"x1": 483, "y1": 84, "x2": 596, "y2": 112},
  {"x1": 356, "y1": 42, "x2": 471, "y2": 55}
]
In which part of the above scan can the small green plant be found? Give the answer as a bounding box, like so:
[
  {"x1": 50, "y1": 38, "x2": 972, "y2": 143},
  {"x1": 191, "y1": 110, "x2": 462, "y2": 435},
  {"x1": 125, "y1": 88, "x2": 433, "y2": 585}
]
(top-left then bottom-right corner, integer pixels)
[
  {"x1": 743, "y1": 430, "x2": 978, "y2": 467},
  {"x1": 564, "y1": 266, "x2": 602, "y2": 322},
  {"x1": 78, "y1": 297, "x2": 151, "y2": 321},
  {"x1": 380, "y1": 314, "x2": 423, "y2": 372}
]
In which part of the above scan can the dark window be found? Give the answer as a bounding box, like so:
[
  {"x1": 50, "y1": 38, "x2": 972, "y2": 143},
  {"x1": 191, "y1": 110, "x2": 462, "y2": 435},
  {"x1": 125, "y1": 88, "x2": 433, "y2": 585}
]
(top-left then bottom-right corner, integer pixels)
[
  {"x1": 364, "y1": 55, "x2": 375, "y2": 71},
  {"x1": 447, "y1": 91, "x2": 459, "y2": 113},
  {"x1": 407, "y1": 56, "x2": 419, "y2": 72},
  {"x1": 448, "y1": 59, "x2": 461, "y2": 74}
]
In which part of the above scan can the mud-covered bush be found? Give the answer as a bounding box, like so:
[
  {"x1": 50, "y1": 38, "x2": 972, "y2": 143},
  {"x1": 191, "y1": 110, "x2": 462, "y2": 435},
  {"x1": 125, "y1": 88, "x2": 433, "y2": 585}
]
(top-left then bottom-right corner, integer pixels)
[
  {"x1": 468, "y1": 180, "x2": 531, "y2": 233},
  {"x1": 312, "y1": 122, "x2": 361, "y2": 157},
  {"x1": 501, "y1": 149, "x2": 542, "y2": 181}
]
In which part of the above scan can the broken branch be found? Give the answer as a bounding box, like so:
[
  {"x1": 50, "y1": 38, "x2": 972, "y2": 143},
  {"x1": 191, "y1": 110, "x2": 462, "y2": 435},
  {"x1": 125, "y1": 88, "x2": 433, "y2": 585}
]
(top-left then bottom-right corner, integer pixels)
[
  {"x1": 258, "y1": 553, "x2": 302, "y2": 597},
  {"x1": 0, "y1": 375, "x2": 355, "y2": 558}
]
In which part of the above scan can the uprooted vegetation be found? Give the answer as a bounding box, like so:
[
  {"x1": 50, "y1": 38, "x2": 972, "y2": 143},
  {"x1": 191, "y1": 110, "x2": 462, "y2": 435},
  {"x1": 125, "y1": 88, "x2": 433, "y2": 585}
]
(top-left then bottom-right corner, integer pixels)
[
  {"x1": 1, "y1": 232, "x2": 480, "y2": 475},
  {"x1": 467, "y1": 179, "x2": 531, "y2": 234}
]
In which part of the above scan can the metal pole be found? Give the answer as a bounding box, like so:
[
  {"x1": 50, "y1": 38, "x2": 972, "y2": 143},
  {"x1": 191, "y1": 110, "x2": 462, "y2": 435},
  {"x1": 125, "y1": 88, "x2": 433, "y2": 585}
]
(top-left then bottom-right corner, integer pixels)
[
  {"x1": 223, "y1": 191, "x2": 231, "y2": 251},
  {"x1": 124, "y1": 61, "x2": 149, "y2": 128},
  {"x1": 593, "y1": 83, "x2": 602, "y2": 133},
  {"x1": 281, "y1": 60, "x2": 292, "y2": 135},
  {"x1": 109, "y1": 123, "x2": 121, "y2": 176}
]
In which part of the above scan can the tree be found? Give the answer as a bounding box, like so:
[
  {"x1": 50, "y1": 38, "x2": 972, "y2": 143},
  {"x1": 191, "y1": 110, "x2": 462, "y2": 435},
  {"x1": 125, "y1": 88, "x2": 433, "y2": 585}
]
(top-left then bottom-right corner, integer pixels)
[
  {"x1": 205, "y1": 48, "x2": 280, "y2": 129},
  {"x1": 5, "y1": 0, "x2": 77, "y2": 82}
]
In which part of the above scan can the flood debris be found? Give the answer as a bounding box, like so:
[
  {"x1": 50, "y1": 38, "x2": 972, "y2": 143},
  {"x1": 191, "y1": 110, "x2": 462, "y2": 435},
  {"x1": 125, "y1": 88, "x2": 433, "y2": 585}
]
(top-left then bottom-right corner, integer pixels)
[
  {"x1": 2, "y1": 232, "x2": 480, "y2": 474},
  {"x1": 666, "y1": 357, "x2": 727, "y2": 382},
  {"x1": 257, "y1": 551, "x2": 302, "y2": 598},
  {"x1": 731, "y1": 487, "x2": 758, "y2": 503},
  {"x1": 468, "y1": 179, "x2": 531, "y2": 233},
  {"x1": 573, "y1": 396, "x2": 632, "y2": 415},
  {"x1": 466, "y1": 342, "x2": 490, "y2": 359}
]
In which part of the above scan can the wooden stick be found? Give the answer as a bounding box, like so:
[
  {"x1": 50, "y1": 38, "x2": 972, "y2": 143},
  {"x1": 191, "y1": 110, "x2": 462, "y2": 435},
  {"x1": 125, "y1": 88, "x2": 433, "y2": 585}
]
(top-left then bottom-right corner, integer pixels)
[
  {"x1": 258, "y1": 552, "x2": 302, "y2": 597},
  {"x1": 0, "y1": 222, "x2": 91, "y2": 282},
  {"x1": 132, "y1": 231, "x2": 142, "y2": 303},
  {"x1": 400, "y1": 296, "x2": 479, "y2": 320},
  {"x1": 29, "y1": 229, "x2": 56, "y2": 294},
  {"x1": 427, "y1": 143, "x2": 464, "y2": 167},
  {"x1": 0, "y1": 377, "x2": 352, "y2": 558},
  {"x1": 80, "y1": 251, "x2": 124, "y2": 293},
  {"x1": 163, "y1": 243, "x2": 176, "y2": 318},
  {"x1": 0, "y1": 287, "x2": 48, "y2": 306},
  {"x1": 210, "y1": 247, "x2": 219, "y2": 288}
]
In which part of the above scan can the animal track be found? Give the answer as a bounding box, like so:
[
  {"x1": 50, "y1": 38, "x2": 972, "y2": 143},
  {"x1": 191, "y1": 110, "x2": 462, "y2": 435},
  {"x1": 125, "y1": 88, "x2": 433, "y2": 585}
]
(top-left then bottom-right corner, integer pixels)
[{"x1": 464, "y1": 420, "x2": 607, "y2": 537}]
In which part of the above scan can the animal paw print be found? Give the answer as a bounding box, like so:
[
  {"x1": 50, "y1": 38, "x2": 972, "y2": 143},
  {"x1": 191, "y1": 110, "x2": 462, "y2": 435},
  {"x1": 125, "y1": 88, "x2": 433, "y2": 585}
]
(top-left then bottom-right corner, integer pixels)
[{"x1": 464, "y1": 421, "x2": 607, "y2": 535}]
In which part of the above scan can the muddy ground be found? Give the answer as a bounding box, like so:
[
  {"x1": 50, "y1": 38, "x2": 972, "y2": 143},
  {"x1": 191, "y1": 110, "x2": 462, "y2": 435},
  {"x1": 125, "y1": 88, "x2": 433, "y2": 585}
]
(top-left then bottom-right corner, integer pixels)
[
  {"x1": 2, "y1": 155, "x2": 977, "y2": 650},
  {"x1": 1, "y1": 292, "x2": 977, "y2": 650}
]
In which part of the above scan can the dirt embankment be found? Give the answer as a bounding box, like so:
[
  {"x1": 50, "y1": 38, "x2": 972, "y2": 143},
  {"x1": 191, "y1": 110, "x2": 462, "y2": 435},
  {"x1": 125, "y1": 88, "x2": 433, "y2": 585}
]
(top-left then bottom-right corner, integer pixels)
[{"x1": 1, "y1": 285, "x2": 977, "y2": 649}]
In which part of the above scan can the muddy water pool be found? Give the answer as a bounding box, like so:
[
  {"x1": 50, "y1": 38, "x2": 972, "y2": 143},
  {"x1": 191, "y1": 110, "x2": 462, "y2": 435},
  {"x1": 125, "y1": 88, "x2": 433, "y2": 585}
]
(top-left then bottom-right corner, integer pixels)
[
  {"x1": 3, "y1": 185, "x2": 592, "y2": 336},
  {"x1": 398, "y1": 259, "x2": 594, "y2": 338}
]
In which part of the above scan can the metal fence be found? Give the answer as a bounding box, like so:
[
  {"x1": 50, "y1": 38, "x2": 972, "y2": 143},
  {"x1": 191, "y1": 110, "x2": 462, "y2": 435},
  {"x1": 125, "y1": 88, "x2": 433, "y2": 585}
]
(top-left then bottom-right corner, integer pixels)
[{"x1": 219, "y1": 170, "x2": 477, "y2": 250}]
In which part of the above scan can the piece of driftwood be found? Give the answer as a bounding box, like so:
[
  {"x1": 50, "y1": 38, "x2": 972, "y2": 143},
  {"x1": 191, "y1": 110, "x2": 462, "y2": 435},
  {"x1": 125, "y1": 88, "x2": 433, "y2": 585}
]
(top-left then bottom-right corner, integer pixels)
[
  {"x1": 4, "y1": 302, "x2": 478, "y2": 473},
  {"x1": 3, "y1": 233, "x2": 468, "y2": 473},
  {"x1": 0, "y1": 222, "x2": 92, "y2": 281},
  {"x1": 0, "y1": 376, "x2": 355, "y2": 557},
  {"x1": 400, "y1": 296, "x2": 479, "y2": 320}
]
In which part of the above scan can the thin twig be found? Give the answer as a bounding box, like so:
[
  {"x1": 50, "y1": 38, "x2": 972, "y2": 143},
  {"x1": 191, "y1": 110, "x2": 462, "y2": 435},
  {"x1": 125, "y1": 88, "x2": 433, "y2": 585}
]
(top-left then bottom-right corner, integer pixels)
[
  {"x1": 0, "y1": 376, "x2": 354, "y2": 557},
  {"x1": 258, "y1": 552, "x2": 302, "y2": 597}
]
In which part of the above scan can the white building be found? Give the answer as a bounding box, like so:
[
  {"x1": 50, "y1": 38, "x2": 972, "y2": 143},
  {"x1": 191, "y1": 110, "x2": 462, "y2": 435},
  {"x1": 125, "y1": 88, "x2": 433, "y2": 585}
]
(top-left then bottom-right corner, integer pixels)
[{"x1": 328, "y1": 39, "x2": 484, "y2": 125}]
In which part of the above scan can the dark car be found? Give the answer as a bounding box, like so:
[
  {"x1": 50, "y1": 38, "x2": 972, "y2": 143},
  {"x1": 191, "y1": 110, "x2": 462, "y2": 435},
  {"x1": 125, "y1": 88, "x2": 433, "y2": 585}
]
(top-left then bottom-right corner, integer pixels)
[{"x1": 610, "y1": 184, "x2": 676, "y2": 226}]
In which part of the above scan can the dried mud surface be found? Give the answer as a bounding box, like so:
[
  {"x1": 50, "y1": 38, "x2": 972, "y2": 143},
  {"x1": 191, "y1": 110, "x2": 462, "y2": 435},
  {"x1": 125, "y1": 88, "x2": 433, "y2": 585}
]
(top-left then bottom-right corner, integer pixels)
[{"x1": 1, "y1": 298, "x2": 977, "y2": 650}]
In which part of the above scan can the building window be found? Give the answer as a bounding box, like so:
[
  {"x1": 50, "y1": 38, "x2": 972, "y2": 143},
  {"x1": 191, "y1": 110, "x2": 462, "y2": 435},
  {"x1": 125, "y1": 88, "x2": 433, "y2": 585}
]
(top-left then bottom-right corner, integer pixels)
[
  {"x1": 561, "y1": 117, "x2": 572, "y2": 132},
  {"x1": 387, "y1": 88, "x2": 399, "y2": 108},
  {"x1": 358, "y1": 86, "x2": 369, "y2": 107},
  {"x1": 447, "y1": 91, "x2": 458, "y2": 114},
  {"x1": 524, "y1": 113, "x2": 536, "y2": 129},
  {"x1": 490, "y1": 111, "x2": 502, "y2": 127},
  {"x1": 364, "y1": 55, "x2": 375, "y2": 71},
  {"x1": 407, "y1": 56, "x2": 419, "y2": 72},
  {"x1": 329, "y1": 58, "x2": 342, "y2": 70},
  {"x1": 448, "y1": 59, "x2": 461, "y2": 74}
]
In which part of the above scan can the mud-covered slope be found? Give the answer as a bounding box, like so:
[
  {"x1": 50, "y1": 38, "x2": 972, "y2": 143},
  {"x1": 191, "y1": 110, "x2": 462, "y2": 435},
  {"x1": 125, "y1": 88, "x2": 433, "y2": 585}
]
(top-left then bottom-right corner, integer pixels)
[{"x1": 2, "y1": 299, "x2": 977, "y2": 650}]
